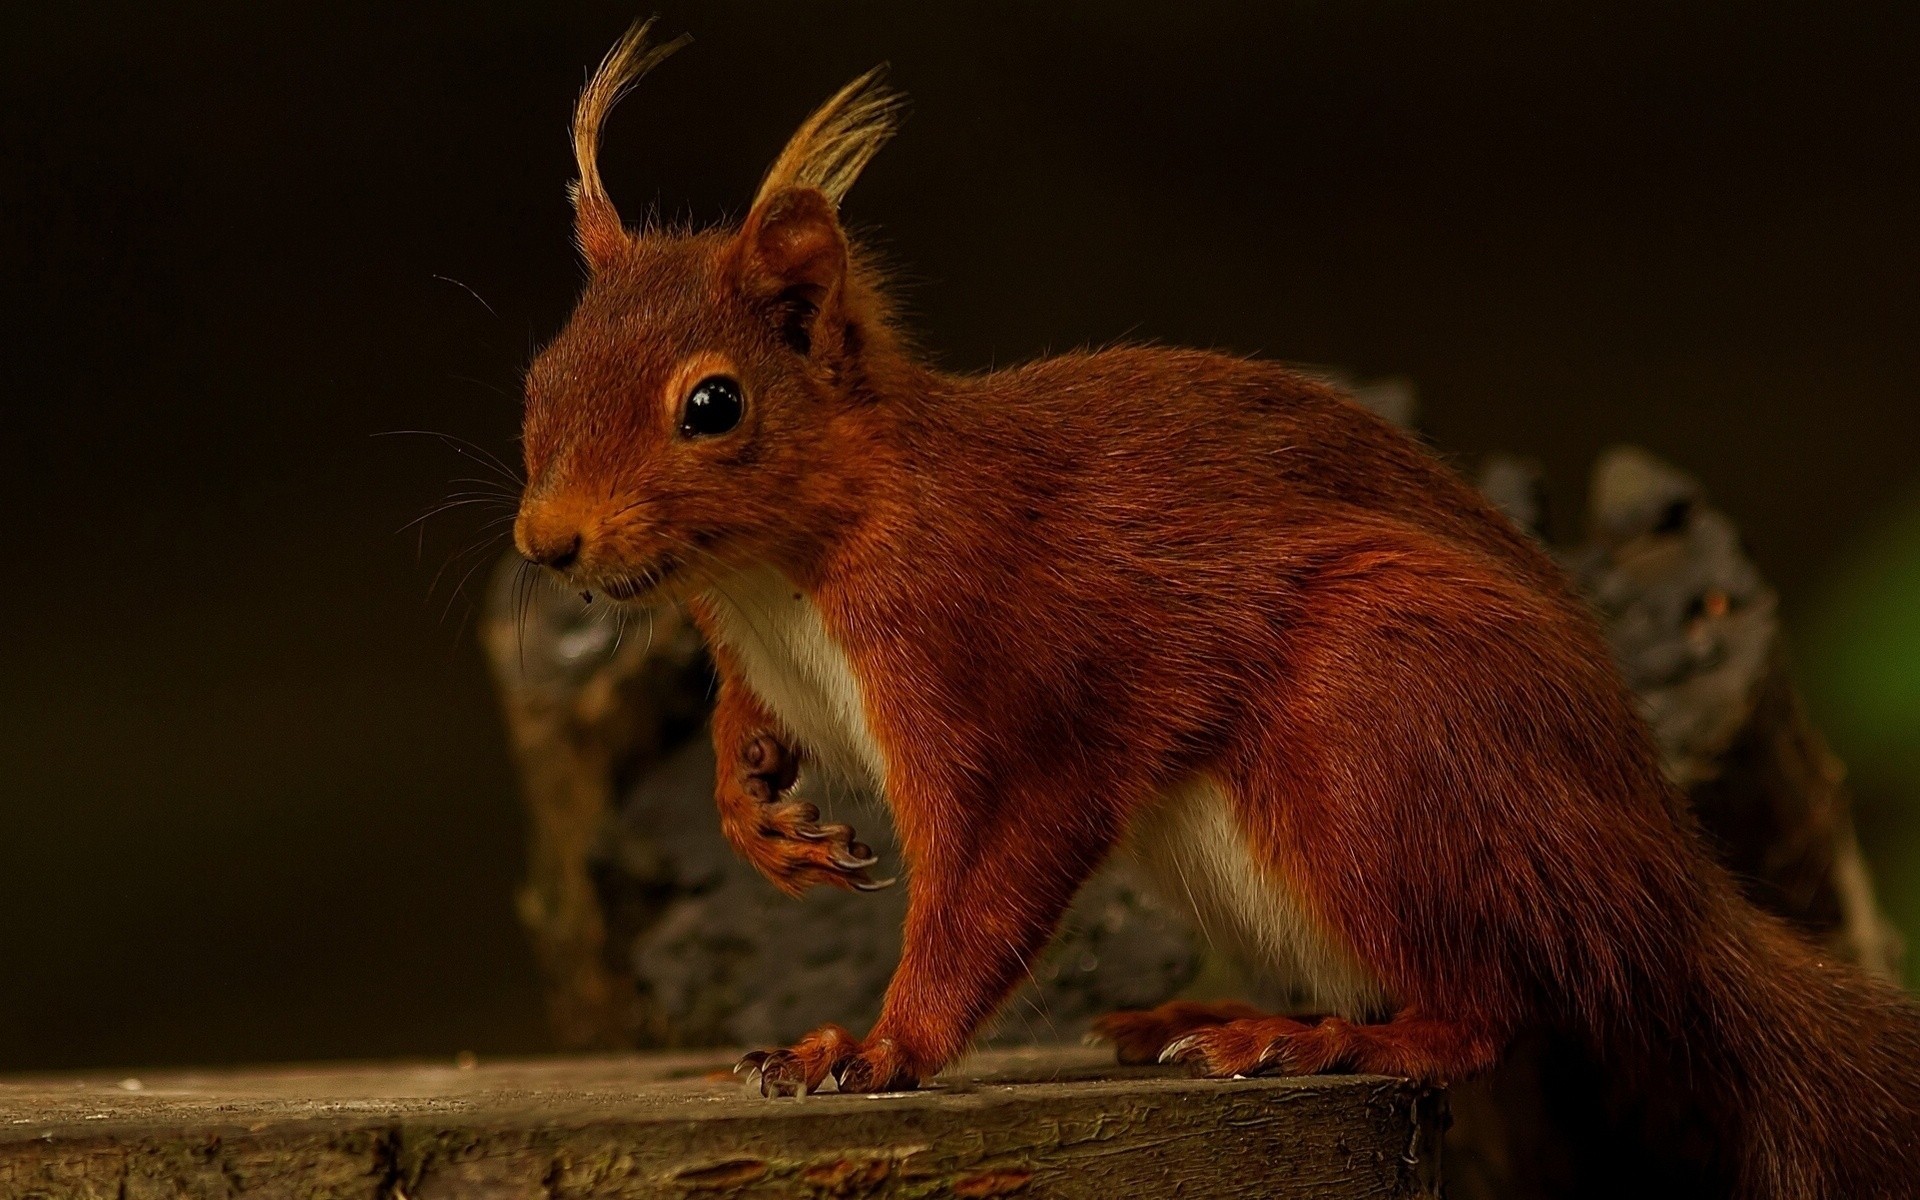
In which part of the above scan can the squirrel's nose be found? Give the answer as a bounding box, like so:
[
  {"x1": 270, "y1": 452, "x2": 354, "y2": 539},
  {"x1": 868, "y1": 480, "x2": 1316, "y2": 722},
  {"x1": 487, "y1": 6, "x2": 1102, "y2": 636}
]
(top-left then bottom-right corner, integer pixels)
[
  {"x1": 515, "y1": 519, "x2": 582, "y2": 571},
  {"x1": 530, "y1": 533, "x2": 580, "y2": 571}
]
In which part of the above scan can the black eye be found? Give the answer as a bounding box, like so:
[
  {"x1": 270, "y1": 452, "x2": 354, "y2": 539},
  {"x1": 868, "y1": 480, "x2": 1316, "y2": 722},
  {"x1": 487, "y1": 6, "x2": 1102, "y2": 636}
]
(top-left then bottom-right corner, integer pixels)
[{"x1": 679, "y1": 375, "x2": 744, "y2": 438}]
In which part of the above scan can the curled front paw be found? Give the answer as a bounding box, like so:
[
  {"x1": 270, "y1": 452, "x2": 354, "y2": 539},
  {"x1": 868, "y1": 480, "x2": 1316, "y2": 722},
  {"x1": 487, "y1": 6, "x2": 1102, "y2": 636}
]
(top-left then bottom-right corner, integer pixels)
[
  {"x1": 736, "y1": 1026, "x2": 919, "y2": 1097},
  {"x1": 735, "y1": 731, "x2": 893, "y2": 896}
]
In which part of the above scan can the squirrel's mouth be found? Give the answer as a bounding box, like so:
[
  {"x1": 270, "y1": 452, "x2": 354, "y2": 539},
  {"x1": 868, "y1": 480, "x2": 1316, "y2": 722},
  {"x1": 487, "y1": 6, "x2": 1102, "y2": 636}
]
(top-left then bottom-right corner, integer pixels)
[{"x1": 594, "y1": 552, "x2": 683, "y2": 604}]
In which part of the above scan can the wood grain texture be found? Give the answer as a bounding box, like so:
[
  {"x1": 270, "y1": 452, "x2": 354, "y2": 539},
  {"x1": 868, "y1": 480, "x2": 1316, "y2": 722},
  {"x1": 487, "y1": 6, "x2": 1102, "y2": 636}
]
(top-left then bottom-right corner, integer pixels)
[{"x1": 0, "y1": 1048, "x2": 1441, "y2": 1199}]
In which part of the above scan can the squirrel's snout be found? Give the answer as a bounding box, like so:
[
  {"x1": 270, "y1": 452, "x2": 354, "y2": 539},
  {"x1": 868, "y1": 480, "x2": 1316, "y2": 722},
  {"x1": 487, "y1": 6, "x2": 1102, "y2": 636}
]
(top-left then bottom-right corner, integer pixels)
[{"x1": 515, "y1": 513, "x2": 583, "y2": 572}]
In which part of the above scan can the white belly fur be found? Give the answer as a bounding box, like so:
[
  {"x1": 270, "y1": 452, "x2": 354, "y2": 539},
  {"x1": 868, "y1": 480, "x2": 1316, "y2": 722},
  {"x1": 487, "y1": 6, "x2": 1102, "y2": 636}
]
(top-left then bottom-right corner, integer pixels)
[
  {"x1": 700, "y1": 565, "x2": 887, "y2": 795},
  {"x1": 1125, "y1": 775, "x2": 1388, "y2": 1019}
]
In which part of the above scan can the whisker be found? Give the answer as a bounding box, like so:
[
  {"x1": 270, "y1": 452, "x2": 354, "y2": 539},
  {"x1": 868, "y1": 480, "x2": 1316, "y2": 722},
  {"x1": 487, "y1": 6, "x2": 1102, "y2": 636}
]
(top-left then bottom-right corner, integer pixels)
[
  {"x1": 514, "y1": 558, "x2": 538, "y2": 674},
  {"x1": 430, "y1": 273, "x2": 501, "y2": 319},
  {"x1": 654, "y1": 537, "x2": 793, "y2": 664},
  {"x1": 447, "y1": 475, "x2": 522, "y2": 495},
  {"x1": 373, "y1": 429, "x2": 524, "y2": 489},
  {"x1": 397, "y1": 495, "x2": 515, "y2": 536},
  {"x1": 449, "y1": 374, "x2": 520, "y2": 404},
  {"x1": 607, "y1": 596, "x2": 629, "y2": 656},
  {"x1": 603, "y1": 486, "x2": 707, "y2": 521},
  {"x1": 428, "y1": 534, "x2": 508, "y2": 605},
  {"x1": 440, "y1": 545, "x2": 504, "y2": 624}
]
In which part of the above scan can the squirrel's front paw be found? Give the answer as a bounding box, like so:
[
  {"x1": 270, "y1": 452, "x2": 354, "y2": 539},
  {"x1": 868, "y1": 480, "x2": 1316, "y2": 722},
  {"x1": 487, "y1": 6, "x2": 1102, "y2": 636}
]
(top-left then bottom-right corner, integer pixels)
[
  {"x1": 734, "y1": 733, "x2": 893, "y2": 896},
  {"x1": 737, "y1": 1026, "x2": 919, "y2": 1097}
]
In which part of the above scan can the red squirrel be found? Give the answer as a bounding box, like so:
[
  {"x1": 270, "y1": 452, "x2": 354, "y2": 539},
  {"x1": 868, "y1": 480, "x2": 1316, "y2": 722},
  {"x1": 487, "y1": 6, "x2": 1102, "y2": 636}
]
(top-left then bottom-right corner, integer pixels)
[{"x1": 512, "y1": 25, "x2": 1920, "y2": 1197}]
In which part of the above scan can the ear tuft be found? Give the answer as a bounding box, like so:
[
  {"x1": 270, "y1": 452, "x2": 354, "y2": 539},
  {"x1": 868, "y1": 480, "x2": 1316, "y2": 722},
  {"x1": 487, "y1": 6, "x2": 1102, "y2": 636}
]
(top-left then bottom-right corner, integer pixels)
[
  {"x1": 753, "y1": 67, "x2": 904, "y2": 212},
  {"x1": 571, "y1": 20, "x2": 690, "y2": 267}
]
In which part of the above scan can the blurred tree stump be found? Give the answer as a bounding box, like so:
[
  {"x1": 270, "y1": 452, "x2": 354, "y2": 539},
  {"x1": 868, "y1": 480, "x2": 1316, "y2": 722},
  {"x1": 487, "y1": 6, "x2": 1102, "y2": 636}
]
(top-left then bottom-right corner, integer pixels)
[
  {"x1": 1516, "y1": 445, "x2": 1898, "y2": 976},
  {"x1": 480, "y1": 588, "x2": 714, "y2": 1049}
]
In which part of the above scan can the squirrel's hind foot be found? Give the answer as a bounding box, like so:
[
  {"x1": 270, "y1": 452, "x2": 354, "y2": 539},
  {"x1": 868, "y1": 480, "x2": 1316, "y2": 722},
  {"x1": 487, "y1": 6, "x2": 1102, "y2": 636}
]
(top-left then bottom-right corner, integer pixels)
[
  {"x1": 1117, "y1": 1007, "x2": 1496, "y2": 1084},
  {"x1": 1087, "y1": 1000, "x2": 1270, "y2": 1065}
]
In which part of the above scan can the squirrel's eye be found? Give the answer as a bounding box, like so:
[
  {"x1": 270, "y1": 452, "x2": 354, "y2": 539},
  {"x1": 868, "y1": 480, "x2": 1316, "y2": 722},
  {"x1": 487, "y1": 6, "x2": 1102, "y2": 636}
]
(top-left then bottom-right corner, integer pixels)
[{"x1": 679, "y1": 375, "x2": 743, "y2": 438}]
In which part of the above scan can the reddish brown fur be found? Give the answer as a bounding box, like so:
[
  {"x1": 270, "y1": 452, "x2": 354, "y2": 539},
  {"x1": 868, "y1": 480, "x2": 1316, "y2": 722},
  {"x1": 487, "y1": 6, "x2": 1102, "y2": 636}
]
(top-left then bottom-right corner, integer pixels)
[{"x1": 513, "y1": 29, "x2": 1920, "y2": 1196}]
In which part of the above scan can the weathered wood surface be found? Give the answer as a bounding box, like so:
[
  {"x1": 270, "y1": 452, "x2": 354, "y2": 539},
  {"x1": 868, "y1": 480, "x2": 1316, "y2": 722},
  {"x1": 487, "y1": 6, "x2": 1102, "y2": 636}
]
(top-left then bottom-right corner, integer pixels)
[{"x1": 0, "y1": 1048, "x2": 1441, "y2": 1199}]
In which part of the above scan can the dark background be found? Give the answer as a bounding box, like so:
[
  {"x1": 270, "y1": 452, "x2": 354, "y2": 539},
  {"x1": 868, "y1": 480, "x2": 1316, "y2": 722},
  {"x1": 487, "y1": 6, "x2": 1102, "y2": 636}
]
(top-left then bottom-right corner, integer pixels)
[{"x1": 2, "y1": 2, "x2": 1916, "y2": 1070}]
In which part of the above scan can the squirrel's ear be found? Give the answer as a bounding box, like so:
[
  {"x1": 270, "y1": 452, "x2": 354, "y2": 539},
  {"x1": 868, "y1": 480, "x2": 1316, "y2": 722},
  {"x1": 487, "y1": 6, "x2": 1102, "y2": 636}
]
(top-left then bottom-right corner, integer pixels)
[
  {"x1": 570, "y1": 21, "x2": 689, "y2": 270},
  {"x1": 732, "y1": 186, "x2": 848, "y2": 356},
  {"x1": 730, "y1": 67, "x2": 901, "y2": 358}
]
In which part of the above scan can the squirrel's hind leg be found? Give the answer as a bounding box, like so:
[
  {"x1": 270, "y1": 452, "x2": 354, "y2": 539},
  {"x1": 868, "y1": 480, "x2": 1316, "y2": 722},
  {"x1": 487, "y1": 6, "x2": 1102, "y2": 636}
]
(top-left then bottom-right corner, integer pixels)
[
  {"x1": 1088, "y1": 1000, "x2": 1269, "y2": 1065},
  {"x1": 1159, "y1": 1008, "x2": 1500, "y2": 1084}
]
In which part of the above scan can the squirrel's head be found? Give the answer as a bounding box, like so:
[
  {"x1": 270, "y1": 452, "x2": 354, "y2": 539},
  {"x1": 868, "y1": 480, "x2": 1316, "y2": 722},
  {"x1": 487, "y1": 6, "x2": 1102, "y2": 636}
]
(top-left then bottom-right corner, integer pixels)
[{"x1": 515, "y1": 22, "x2": 904, "y2": 602}]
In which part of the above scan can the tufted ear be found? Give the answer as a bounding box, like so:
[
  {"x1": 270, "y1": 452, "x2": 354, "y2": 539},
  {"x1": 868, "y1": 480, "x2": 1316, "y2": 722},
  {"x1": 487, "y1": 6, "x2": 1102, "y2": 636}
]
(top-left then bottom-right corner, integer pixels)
[
  {"x1": 569, "y1": 20, "x2": 688, "y2": 270},
  {"x1": 733, "y1": 186, "x2": 849, "y2": 356},
  {"x1": 729, "y1": 67, "x2": 901, "y2": 360}
]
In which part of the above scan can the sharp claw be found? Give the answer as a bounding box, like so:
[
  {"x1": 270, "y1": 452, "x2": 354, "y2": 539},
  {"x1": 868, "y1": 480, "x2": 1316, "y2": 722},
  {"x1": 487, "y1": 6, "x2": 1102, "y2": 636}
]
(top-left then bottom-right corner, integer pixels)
[
  {"x1": 831, "y1": 1061, "x2": 864, "y2": 1093},
  {"x1": 1159, "y1": 1035, "x2": 1200, "y2": 1065},
  {"x1": 852, "y1": 874, "x2": 897, "y2": 892},
  {"x1": 1081, "y1": 1029, "x2": 1107, "y2": 1048},
  {"x1": 734, "y1": 1052, "x2": 769, "y2": 1075},
  {"x1": 829, "y1": 848, "x2": 880, "y2": 870},
  {"x1": 1256, "y1": 1039, "x2": 1288, "y2": 1073}
]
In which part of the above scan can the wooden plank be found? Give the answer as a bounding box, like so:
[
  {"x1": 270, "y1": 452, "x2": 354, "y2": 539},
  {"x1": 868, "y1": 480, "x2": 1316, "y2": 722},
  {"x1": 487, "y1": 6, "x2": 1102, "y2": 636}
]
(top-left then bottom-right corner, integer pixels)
[{"x1": 0, "y1": 1047, "x2": 1442, "y2": 1199}]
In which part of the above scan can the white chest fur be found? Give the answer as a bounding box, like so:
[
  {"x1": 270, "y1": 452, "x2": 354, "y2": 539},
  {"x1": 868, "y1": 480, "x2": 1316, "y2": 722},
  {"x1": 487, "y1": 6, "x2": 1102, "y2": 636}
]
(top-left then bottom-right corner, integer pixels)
[
  {"x1": 700, "y1": 566, "x2": 888, "y2": 795},
  {"x1": 1125, "y1": 775, "x2": 1388, "y2": 1019}
]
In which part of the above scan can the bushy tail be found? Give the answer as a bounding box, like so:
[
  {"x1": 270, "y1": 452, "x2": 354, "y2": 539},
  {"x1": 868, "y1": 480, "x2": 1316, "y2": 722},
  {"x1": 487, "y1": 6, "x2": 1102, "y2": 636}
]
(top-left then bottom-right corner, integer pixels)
[{"x1": 1682, "y1": 901, "x2": 1920, "y2": 1198}]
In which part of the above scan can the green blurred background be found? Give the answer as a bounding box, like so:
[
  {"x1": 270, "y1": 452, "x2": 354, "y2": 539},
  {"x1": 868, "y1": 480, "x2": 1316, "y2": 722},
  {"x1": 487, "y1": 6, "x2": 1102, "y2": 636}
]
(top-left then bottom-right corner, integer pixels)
[{"x1": 1, "y1": 1, "x2": 1915, "y2": 1069}]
